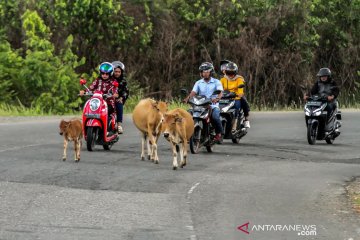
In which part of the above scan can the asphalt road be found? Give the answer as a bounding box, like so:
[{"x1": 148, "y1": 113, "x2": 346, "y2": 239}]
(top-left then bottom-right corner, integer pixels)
[{"x1": 0, "y1": 111, "x2": 359, "y2": 240}]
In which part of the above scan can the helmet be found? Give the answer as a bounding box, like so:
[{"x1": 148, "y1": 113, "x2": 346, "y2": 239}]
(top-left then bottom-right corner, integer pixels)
[
  {"x1": 99, "y1": 62, "x2": 114, "y2": 75},
  {"x1": 225, "y1": 62, "x2": 238, "y2": 75},
  {"x1": 316, "y1": 68, "x2": 331, "y2": 78},
  {"x1": 111, "y1": 61, "x2": 125, "y2": 72},
  {"x1": 199, "y1": 62, "x2": 214, "y2": 73},
  {"x1": 220, "y1": 59, "x2": 231, "y2": 72}
]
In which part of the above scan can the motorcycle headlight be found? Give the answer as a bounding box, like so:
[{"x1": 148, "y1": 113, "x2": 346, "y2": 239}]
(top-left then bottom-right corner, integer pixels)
[
  {"x1": 314, "y1": 111, "x2": 322, "y2": 116},
  {"x1": 89, "y1": 98, "x2": 101, "y2": 111}
]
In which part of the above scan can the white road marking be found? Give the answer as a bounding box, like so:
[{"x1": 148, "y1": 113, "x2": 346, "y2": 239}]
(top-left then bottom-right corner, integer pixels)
[
  {"x1": 187, "y1": 182, "x2": 200, "y2": 195},
  {"x1": 190, "y1": 235, "x2": 197, "y2": 240},
  {"x1": 186, "y1": 182, "x2": 200, "y2": 240}
]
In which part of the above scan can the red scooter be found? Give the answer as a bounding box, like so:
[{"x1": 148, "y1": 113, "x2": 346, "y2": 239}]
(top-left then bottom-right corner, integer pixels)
[{"x1": 79, "y1": 78, "x2": 119, "y2": 151}]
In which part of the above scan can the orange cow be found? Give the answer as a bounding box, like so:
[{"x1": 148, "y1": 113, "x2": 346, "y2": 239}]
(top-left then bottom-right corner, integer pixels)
[
  {"x1": 132, "y1": 98, "x2": 168, "y2": 163},
  {"x1": 162, "y1": 108, "x2": 194, "y2": 170},
  {"x1": 59, "y1": 119, "x2": 83, "y2": 162}
]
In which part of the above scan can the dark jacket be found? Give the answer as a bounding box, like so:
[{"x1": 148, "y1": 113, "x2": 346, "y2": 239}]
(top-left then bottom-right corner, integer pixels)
[
  {"x1": 310, "y1": 79, "x2": 339, "y2": 98},
  {"x1": 113, "y1": 77, "x2": 130, "y2": 104}
]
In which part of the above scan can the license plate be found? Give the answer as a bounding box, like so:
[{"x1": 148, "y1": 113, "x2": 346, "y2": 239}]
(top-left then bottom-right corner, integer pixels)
[{"x1": 307, "y1": 101, "x2": 322, "y2": 106}]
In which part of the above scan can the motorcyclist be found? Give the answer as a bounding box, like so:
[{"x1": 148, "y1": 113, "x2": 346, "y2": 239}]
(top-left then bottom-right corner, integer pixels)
[
  {"x1": 183, "y1": 62, "x2": 223, "y2": 143},
  {"x1": 220, "y1": 62, "x2": 251, "y2": 130},
  {"x1": 219, "y1": 59, "x2": 231, "y2": 77},
  {"x1": 304, "y1": 67, "x2": 339, "y2": 120},
  {"x1": 112, "y1": 61, "x2": 129, "y2": 134},
  {"x1": 79, "y1": 62, "x2": 119, "y2": 129}
]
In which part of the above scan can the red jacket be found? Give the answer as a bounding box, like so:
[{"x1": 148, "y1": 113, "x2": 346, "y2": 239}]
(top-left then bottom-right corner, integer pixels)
[{"x1": 88, "y1": 77, "x2": 118, "y2": 108}]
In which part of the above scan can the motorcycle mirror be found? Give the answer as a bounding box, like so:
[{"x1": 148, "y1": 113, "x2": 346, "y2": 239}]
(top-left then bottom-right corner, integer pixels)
[
  {"x1": 113, "y1": 81, "x2": 119, "y2": 87},
  {"x1": 238, "y1": 84, "x2": 245, "y2": 88},
  {"x1": 180, "y1": 88, "x2": 188, "y2": 95},
  {"x1": 80, "y1": 78, "x2": 87, "y2": 85}
]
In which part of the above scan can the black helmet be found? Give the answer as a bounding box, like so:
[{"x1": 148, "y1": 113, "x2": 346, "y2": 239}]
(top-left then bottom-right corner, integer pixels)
[
  {"x1": 220, "y1": 59, "x2": 231, "y2": 72},
  {"x1": 316, "y1": 68, "x2": 331, "y2": 77},
  {"x1": 112, "y1": 61, "x2": 125, "y2": 72},
  {"x1": 199, "y1": 62, "x2": 214, "y2": 73},
  {"x1": 225, "y1": 62, "x2": 238, "y2": 75}
]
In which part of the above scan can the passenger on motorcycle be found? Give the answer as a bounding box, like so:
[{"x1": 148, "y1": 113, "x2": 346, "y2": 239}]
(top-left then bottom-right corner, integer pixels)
[
  {"x1": 183, "y1": 62, "x2": 224, "y2": 143},
  {"x1": 112, "y1": 61, "x2": 129, "y2": 134},
  {"x1": 304, "y1": 67, "x2": 339, "y2": 118},
  {"x1": 219, "y1": 59, "x2": 231, "y2": 77},
  {"x1": 79, "y1": 62, "x2": 119, "y2": 123},
  {"x1": 220, "y1": 62, "x2": 251, "y2": 130}
]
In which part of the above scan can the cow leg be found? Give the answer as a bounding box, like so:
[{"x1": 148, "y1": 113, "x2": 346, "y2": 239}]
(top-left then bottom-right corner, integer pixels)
[
  {"x1": 76, "y1": 139, "x2": 81, "y2": 162},
  {"x1": 141, "y1": 132, "x2": 146, "y2": 161},
  {"x1": 152, "y1": 141, "x2": 159, "y2": 164},
  {"x1": 146, "y1": 135, "x2": 151, "y2": 160},
  {"x1": 180, "y1": 140, "x2": 187, "y2": 168},
  {"x1": 147, "y1": 126, "x2": 157, "y2": 162},
  {"x1": 172, "y1": 143, "x2": 178, "y2": 170},
  {"x1": 153, "y1": 133, "x2": 161, "y2": 164},
  {"x1": 74, "y1": 140, "x2": 78, "y2": 162},
  {"x1": 148, "y1": 135, "x2": 158, "y2": 163},
  {"x1": 62, "y1": 139, "x2": 68, "y2": 161}
]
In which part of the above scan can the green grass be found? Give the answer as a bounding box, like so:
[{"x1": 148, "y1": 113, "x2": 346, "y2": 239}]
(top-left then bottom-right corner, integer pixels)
[
  {"x1": 123, "y1": 97, "x2": 189, "y2": 113},
  {"x1": 356, "y1": 195, "x2": 360, "y2": 205},
  {"x1": 0, "y1": 103, "x2": 79, "y2": 116},
  {"x1": 350, "y1": 191, "x2": 360, "y2": 213},
  {"x1": 1, "y1": 97, "x2": 360, "y2": 116}
]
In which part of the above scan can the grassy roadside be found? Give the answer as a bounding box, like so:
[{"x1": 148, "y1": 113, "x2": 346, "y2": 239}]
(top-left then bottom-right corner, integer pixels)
[
  {"x1": 1, "y1": 99, "x2": 360, "y2": 116},
  {"x1": 0, "y1": 100, "x2": 189, "y2": 116},
  {"x1": 346, "y1": 178, "x2": 360, "y2": 214}
]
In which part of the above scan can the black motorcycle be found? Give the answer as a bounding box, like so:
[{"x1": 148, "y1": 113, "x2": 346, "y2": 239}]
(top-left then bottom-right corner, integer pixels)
[
  {"x1": 182, "y1": 89, "x2": 220, "y2": 153},
  {"x1": 219, "y1": 88, "x2": 247, "y2": 144},
  {"x1": 304, "y1": 93, "x2": 341, "y2": 145}
]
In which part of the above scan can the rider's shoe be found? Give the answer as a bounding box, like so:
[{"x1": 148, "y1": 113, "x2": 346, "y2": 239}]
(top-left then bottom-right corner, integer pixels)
[
  {"x1": 244, "y1": 120, "x2": 251, "y2": 128},
  {"x1": 117, "y1": 124, "x2": 123, "y2": 134},
  {"x1": 213, "y1": 133, "x2": 222, "y2": 144}
]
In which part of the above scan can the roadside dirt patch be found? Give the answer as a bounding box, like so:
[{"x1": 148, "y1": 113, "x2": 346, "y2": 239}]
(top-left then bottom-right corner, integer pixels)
[{"x1": 346, "y1": 177, "x2": 360, "y2": 213}]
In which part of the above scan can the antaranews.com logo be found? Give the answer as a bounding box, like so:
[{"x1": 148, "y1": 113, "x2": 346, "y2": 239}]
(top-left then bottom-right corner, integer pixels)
[{"x1": 238, "y1": 222, "x2": 317, "y2": 236}]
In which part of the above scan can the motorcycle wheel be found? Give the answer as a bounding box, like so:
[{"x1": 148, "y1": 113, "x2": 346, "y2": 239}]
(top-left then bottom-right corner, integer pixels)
[
  {"x1": 231, "y1": 117, "x2": 242, "y2": 144},
  {"x1": 190, "y1": 136, "x2": 200, "y2": 154},
  {"x1": 190, "y1": 127, "x2": 201, "y2": 154},
  {"x1": 86, "y1": 127, "x2": 97, "y2": 151},
  {"x1": 325, "y1": 137, "x2": 334, "y2": 144},
  {"x1": 307, "y1": 122, "x2": 318, "y2": 145},
  {"x1": 103, "y1": 143, "x2": 113, "y2": 150}
]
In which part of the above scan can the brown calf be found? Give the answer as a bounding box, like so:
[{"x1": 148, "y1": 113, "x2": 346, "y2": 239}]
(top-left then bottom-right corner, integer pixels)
[
  {"x1": 162, "y1": 108, "x2": 194, "y2": 170},
  {"x1": 132, "y1": 98, "x2": 168, "y2": 163},
  {"x1": 59, "y1": 119, "x2": 83, "y2": 162}
]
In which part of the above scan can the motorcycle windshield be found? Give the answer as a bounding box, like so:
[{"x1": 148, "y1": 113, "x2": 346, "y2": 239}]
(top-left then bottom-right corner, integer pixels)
[
  {"x1": 193, "y1": 106, "x2": 206, "y2": 111},
  {"x1": 189, "y1": 95, "x2": 211, "y2": 106},
  {"x1": 222, "y1": 93, "x2": 236, "y2": 99},
  {"x1": 193, "y1": 111, "x2": 203, "y2": 118},
  {"x1": 219, "y1": 99, "x2": 230, "y2": 104}
]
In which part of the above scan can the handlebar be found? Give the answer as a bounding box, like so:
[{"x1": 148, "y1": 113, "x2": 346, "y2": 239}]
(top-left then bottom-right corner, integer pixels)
[
  {"x1": 78, "y1": 92, "x2": 114, "y2": 98},
  {"x1": 307, "y1": 94, "x2": 328, "y2": 101}
]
